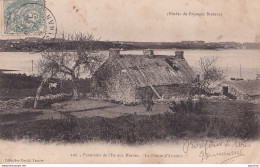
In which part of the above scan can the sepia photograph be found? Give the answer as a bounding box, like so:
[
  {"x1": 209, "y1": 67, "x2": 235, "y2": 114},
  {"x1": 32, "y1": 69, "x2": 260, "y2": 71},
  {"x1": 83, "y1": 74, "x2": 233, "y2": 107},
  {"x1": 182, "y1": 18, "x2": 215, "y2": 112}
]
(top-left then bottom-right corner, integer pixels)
[{"x1": 0, "y1": 0, "x2": 260, "y2": 165}]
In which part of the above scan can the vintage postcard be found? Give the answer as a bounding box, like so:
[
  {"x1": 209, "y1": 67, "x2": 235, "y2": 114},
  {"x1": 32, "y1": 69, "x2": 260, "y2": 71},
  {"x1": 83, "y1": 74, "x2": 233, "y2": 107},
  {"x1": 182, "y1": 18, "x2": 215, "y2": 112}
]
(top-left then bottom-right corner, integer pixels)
[{"x1": 0, "y1": 0, "x2": 260, "y2": 165}]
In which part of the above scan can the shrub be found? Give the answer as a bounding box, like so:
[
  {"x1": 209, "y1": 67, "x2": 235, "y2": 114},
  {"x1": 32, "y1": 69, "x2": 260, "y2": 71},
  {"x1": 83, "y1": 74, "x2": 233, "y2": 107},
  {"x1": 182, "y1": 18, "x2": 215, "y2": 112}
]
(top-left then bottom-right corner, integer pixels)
[
  {"x1": 169, "y1": 96, "x2": 207, "y2": 113},
  {"x1": 237, "y1": 109, "x2": 259, "y2": 139},
  {"x1": 164, "y1": 111, "x2": 209, "y2": 137},
  {"x1": 0, "y1": 110, "x2": 258, "y2": 143}
]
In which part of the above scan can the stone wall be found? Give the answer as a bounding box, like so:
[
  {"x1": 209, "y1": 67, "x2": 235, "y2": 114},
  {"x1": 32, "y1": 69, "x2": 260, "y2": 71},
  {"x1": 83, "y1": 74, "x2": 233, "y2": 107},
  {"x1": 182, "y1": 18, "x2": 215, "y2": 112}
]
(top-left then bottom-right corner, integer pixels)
[{"x1": 0, "y1": 99, "x2": 23, "y2": 110}]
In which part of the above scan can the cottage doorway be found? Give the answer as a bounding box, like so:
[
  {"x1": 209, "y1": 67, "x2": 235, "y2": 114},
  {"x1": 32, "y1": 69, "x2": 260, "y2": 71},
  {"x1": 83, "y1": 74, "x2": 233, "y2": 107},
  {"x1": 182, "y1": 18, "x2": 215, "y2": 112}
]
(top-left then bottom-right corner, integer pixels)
[{"x1": 222, "y1": 86, "x2": 228, "y2": 95}]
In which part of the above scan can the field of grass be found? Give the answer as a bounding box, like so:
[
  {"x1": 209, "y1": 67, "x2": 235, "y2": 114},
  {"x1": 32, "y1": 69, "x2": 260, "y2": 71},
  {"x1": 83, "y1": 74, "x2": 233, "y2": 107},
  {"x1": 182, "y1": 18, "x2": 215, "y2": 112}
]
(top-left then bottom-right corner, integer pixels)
[{"x1": 0, "y1": 100, "x2": 259, "y2": 144}]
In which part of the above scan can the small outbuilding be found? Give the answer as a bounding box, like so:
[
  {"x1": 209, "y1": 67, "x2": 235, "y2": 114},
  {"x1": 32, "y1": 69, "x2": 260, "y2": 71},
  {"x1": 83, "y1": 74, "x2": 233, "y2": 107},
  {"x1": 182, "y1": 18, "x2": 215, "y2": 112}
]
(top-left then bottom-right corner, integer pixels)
[{"x1": 222, "y1": 79, "x2": 260, "y2": 101}]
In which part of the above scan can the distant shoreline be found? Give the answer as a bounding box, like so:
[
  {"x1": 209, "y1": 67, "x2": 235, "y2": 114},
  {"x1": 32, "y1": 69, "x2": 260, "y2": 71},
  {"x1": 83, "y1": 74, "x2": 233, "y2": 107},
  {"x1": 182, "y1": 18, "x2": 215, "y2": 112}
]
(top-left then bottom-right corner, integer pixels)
[{"x1": 0, "y1": 40, "x2": 260, "y2": 52}]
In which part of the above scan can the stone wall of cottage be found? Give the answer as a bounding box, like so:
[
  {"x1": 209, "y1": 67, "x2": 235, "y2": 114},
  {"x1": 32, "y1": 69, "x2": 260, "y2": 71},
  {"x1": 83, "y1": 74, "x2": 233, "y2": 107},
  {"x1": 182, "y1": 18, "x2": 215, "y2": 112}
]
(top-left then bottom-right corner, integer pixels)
[
  {"x1": 105, "y1": 68, "x2": 136, "y2": 104},
  {"x1": 92, "y1": 60, "x2": 136, "y2": 103},
  {"x1": 136, "y1": 84, "x2": 191, "y2": 100}
]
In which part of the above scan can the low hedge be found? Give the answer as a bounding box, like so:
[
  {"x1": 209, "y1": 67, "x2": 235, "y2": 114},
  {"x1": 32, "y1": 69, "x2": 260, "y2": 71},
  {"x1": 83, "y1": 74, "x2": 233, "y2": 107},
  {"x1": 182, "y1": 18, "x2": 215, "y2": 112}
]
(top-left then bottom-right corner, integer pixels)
[{"x1": 22, "y1": 93, "x2": 72, "y2": 108}]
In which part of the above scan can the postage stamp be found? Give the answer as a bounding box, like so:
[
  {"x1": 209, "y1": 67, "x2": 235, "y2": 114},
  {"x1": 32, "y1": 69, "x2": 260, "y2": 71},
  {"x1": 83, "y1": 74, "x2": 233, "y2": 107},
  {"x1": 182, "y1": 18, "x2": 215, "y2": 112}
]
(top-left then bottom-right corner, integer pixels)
[
  {"x1": 2, "y1": 0, "x2": 46, "y2": 35},
  {"x1": 1, "y1": 0, "x2": 57, "y2": 51}
]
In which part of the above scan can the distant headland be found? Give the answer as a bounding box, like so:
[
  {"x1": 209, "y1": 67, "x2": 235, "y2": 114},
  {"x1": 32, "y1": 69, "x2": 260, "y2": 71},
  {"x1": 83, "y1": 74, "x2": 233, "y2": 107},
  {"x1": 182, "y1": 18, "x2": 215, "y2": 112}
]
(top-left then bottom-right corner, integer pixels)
[{"x1": 0, "y1": 38, "x2": 260, "y2": 52}]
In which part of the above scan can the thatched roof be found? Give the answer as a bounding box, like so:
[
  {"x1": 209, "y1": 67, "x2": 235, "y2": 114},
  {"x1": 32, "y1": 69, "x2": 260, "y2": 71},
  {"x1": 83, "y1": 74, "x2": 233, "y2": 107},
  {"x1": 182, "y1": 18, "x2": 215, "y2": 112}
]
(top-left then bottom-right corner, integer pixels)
[
  {"x1": 117, "y1": 55, "x2": 195, "y2": 87},
  {"x1": 93, "y1": 51, "x2": 196, "y2": 88}
]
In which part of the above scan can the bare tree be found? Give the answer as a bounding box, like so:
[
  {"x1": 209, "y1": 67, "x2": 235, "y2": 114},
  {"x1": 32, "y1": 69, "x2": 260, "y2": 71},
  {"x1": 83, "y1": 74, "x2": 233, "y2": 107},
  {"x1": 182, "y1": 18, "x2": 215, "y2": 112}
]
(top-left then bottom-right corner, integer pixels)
[
  {"x1": 34, "y1": 32, "x2": 102, "y2": 108},
  {"x1": 198, "y1": 56, "x2": 224, "y2": 92}
]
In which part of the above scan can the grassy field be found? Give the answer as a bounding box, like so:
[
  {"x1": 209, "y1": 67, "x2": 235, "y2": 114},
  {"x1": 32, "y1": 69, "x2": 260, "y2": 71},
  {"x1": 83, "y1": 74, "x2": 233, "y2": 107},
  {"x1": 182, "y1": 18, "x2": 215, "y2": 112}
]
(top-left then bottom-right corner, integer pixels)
[{"x1": 0, "y1": 100, "x2": 259, "y2": 144}]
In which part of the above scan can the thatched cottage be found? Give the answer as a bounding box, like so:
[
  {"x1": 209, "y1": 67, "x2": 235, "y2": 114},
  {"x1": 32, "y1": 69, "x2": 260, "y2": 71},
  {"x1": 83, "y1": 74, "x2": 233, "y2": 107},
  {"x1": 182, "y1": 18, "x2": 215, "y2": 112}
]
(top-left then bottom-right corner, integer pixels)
[{"x1": 91, "y1": 49, "x2": 196, "y2": 104}]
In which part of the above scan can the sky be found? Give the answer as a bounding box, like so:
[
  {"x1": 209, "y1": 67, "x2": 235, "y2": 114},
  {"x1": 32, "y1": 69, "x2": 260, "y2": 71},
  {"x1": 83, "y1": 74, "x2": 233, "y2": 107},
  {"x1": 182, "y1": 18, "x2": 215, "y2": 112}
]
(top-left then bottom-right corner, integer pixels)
[{"x1": 2, "y1": 0, "x2": 260, "y2": 42}]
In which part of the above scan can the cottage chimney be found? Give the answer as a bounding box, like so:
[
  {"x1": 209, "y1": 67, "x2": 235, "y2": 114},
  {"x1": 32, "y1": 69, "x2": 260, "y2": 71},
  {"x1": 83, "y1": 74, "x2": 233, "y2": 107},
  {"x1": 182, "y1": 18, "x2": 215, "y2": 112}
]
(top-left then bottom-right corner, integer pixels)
[
  {"x1": 143, "y1": 49, "x2": 154, "y2": 58},
  {"x1": 109, "y1": 48, "x2": 120, "y2": 59},
  {"x1": 175, "y1": 51, "x2": 184, "y2": 59}
]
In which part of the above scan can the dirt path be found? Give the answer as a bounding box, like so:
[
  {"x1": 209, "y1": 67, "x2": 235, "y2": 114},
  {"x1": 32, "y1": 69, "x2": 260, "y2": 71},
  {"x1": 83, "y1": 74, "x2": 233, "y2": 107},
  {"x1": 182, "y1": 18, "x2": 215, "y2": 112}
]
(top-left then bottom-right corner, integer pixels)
[
  {"x1": 52, "y1": 99, "x2": 169, "y2": 118},
  {"x1": 0, "y1": 99, "x2": 169, "y2": 125}
]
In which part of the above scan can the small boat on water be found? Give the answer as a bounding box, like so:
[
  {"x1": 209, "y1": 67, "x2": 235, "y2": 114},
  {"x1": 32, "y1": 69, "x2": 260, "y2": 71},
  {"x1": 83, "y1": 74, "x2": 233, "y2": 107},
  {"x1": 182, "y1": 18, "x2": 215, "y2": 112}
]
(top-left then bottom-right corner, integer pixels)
[
  {"x1": 230, "y1": 64, "x2": 244, "y2": 81},
  {"x1": 230, "y1": 77, "x2": 244, "y2": 81}
]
